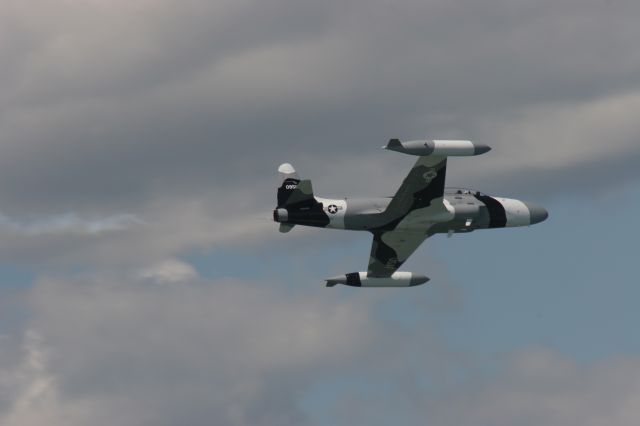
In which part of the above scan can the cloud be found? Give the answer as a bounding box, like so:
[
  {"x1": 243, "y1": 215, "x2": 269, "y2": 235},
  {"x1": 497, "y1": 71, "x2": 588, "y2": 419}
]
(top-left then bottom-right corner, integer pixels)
[
  {"x1": 425, "y1": 348, "x2": 640, "y2": 426},
  {"x1": 0, "y1": 0, "x2": 639, "y2": 268},
  {"x1": 1, "y1": 2, "x2": 640, "y2": 424},
  {"x1": 0, "y1": 194, "x2": 276, "y2": 266},
  {"x1": 138, "y1": 258, "x2": 199, "y2": 284},
  {"x1": 4, "y1": 272, "x2": 640, "y2": 426},
  {"x1": 1, "y1": 0, "x2": 640, "y2": 268},
  {"x1": 0, "y1": 330, "x2": 87, "y2": 426},
  {"x1": 320, "y1": 347, "x2": 640, "y2": 426},
  {"x1": 444, "y1": 89, "x2": 640, "y2": 197},
  {"x1": 2, "y1": 0, "x2": 640, "y2": 210},
  {"x1": 0, "y1": 270, "x2": 377, "y2": 426},
  {"x1": 0, "y1": 212, "x2": 143, "y2": 236}
]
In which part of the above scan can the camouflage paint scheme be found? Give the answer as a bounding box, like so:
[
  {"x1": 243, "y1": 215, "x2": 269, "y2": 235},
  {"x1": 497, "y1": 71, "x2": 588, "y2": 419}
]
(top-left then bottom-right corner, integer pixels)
[{"x1": 273, "y1": 139, "x2": 548, "y2": 287}]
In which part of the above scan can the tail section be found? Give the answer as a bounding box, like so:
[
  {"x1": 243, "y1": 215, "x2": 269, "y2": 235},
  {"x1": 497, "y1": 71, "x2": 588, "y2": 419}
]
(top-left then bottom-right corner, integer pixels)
[
  {"x1": 277, "y1": 163, "x2": 315, "y2": 208},
  {"x1": 274, "y1": 163, "x2": 330, "y2": 230}
]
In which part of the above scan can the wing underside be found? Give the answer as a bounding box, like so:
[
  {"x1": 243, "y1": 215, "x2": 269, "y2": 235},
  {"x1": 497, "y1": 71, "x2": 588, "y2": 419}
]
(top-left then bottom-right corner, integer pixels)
[
  {"x1": 366, "y1": 155, "x2": 444, "y2": 277},
  {"x1": 368, "y1": 230, "x2": 431, "y2": 277}
]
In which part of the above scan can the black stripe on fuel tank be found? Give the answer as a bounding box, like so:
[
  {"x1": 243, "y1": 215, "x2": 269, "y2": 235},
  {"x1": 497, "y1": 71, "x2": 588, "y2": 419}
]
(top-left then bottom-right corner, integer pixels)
[
  {"x1": 345, "y1": 272, "x2": 362, "y2": 287},
  {"x1": 475, "y1": 194, "x2": 507, "y2": 228}
]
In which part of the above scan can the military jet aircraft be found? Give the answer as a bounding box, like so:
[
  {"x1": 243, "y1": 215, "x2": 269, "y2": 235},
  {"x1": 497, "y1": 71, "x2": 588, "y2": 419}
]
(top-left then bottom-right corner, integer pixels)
[{"x1": 273, "y1": 139, "x2": 548, "y2": 287}]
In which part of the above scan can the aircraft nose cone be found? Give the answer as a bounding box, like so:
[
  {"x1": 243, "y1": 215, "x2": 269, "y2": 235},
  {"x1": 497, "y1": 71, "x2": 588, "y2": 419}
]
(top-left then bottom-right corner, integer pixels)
[
  {"x1": 524, "y1": 202, "x2": 549, "y2": 224},
  {"x1": 409, "y1": 275, "x2": 430, "y2": 286},
  {"x1": 473, "y1": 144, "x2": 492, "y2": 155}
]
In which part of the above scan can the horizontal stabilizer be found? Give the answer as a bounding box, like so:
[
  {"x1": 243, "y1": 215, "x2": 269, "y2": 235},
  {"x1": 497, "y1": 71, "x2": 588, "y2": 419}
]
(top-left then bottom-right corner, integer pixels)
[
  {"x1": 384, "y1": 139, "x2": 490, "y2": 156},
  {"x1": 279, "y1": 223, "x2": 295, "y2": 233}
]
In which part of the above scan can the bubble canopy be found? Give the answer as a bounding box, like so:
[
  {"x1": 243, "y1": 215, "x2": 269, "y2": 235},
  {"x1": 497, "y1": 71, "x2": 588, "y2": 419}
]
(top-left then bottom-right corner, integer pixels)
[{"x1": 444, "y1": 187, "x2": 486, "y2": 196}]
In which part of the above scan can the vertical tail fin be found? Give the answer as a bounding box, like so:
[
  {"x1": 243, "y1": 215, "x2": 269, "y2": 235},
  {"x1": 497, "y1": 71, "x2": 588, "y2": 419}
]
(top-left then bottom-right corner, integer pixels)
[{"x1": 277, "y1": 163, "x2": 315, "y2": 208}]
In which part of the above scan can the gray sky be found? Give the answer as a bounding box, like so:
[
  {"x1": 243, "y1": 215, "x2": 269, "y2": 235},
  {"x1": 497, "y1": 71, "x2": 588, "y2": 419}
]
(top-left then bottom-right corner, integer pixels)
[{"x1": 1, "y1": 1, "x2": 640, "y2": 425}]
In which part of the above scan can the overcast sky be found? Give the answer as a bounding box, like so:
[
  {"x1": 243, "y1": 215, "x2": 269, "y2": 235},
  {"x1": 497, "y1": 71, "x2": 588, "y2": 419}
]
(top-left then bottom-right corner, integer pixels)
[{"x1": 1, "y1": 1, "x2": 640, "y2": 425}]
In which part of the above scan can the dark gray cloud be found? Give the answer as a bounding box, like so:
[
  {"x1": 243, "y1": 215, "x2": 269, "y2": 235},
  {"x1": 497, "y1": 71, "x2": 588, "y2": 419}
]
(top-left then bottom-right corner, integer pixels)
[
  {"x1": 2, "y1": 0, "x2": 640, "y2": 212},
  {"x1": 2, "y1": 0, "x2": 640, "y2": 265}
]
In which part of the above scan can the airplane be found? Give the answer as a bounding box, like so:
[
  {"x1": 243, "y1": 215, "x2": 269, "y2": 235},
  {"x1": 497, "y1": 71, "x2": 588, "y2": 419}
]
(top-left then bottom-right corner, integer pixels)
[{"x1": 273, "y1": 139, "x2": 548, "y2": 287}]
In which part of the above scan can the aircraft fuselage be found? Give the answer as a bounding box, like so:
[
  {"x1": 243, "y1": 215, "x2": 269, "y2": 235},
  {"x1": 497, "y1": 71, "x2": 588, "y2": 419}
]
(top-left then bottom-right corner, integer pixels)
[{"x1": 274, "y1": 188, "x2": 547, "y2": 234}]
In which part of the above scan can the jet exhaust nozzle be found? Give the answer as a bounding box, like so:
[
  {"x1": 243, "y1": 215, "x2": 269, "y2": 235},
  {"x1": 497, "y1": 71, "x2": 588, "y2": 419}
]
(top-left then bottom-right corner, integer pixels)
[
  {"x1": 325, "y1": 272, "x2": 429, "y2": 288},
  {"x1": 273, "y1": 208, "x2": 288, "y2": 223}
]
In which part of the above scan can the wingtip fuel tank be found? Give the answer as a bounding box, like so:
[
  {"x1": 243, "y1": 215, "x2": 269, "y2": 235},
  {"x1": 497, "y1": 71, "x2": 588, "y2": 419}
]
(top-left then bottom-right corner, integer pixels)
[
  {"x1": 325, "y1": 272, "x2": 430, "y2": 288},
  {"x1": 384, "y1": 139, "x2": 491, "y2": 157}
]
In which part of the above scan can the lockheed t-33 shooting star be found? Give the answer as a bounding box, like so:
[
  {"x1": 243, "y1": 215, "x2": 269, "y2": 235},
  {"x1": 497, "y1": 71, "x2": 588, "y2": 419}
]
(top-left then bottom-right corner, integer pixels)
[{"x1": 273, "y1": 139, "x2": 548, "y2": 287}]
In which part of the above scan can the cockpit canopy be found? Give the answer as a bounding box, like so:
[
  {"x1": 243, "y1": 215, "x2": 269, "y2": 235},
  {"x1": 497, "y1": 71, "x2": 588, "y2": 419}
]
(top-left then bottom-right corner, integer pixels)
[{"x1": 444, "y1": 187, "x2": 486, "y2": 197}]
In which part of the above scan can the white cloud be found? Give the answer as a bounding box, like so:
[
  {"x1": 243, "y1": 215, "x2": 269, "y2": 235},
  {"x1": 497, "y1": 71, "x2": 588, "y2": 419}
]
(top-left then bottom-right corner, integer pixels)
[
  {"x1": 0, "y1": 212, "x2": 143, "y2": 236},
  {"x1": 0, "y1": 271, "x2": 377, "y2": 426},
  {"x1": 425, "y1": 348, "x2": 640, "y2": 426},
  {"x1": 139, "y1": 258, "x2": 199, "y2": 284},
  {"x1": 470, "y1": 89, "x2": 640, "y2": 177},
  {"x1": 323, "y1": 347, "x2": 640, "y2": 426},
  {"x1": 0, "y1": 194, "x2": 276, "y2": 267},
  {"x1": 0, "y1": 330, "x2": 91, "y2": 426},
  {"x1": 5, "y1": 274, "x2": 640, "y2": 426}
]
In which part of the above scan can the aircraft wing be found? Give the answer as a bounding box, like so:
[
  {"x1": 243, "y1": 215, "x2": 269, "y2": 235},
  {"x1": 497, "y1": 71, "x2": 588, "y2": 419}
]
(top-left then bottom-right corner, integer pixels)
[
  {"x1": 382, "y1": 138, "x2": 491, "y2": 217},
  {"x1": 367, "y1": 230, "x2": 431, "y2": 277},
  {"x1": 383, "y1": 154, "x2": 447, "y2": 218},
  {"x1": 368, "y1": 144, "x2": 446, "y2": 277},
  {"x1": 365, "y1": 139, "x2": 491, "y2": 278}
]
